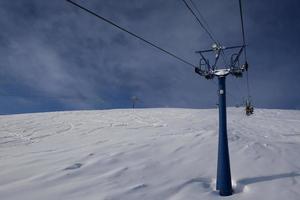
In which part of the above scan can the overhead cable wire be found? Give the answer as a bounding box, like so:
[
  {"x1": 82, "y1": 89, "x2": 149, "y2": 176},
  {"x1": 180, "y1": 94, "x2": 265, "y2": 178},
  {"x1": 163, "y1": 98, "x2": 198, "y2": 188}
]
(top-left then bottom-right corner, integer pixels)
[
  {"x1": 238, "y1": 0, "x2": 251, "y2": 100},
  {"x1": 66, "y1": 0, "x2": 196, "y2": 68},
  {"x1": 184, "y1": 0, "x2": 229, "y2": 69},
  {"x1": 181, "y1": 0, "x2": 218, "y2": 44},
  {"x1": 238, "y1": 0, "x2": 247, "y2": 61},
  {"x1": 188, "y1": 0, "x2": 218, "y2": 44}
]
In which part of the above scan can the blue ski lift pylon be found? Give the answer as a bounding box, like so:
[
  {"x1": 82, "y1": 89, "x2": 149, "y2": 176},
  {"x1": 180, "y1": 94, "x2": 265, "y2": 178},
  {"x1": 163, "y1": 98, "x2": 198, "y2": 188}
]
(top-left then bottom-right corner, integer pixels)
[{"x1": 194, "y1": 42, "x2": 248, "y2": 196}]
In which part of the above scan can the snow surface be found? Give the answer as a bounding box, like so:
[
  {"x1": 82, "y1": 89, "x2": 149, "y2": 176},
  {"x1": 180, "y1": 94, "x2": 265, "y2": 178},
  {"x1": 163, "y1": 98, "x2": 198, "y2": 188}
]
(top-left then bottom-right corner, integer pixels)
[{"x1": 0, "y1": 108, "x2": 300, "y2": 200}]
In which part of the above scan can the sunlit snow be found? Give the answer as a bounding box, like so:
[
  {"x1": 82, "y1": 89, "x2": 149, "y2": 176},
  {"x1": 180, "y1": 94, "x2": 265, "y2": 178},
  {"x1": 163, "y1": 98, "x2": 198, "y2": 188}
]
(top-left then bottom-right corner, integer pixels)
[{"x1": 0, "y1": 108, "x2": 300, "y2": 200}]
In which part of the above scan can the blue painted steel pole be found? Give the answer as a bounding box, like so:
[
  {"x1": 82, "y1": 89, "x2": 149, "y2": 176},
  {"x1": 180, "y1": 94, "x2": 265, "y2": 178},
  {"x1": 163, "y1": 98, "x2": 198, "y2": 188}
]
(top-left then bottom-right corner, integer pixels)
[{"x1": 216, "y1": 76, "x2": 233, "y2": 196}]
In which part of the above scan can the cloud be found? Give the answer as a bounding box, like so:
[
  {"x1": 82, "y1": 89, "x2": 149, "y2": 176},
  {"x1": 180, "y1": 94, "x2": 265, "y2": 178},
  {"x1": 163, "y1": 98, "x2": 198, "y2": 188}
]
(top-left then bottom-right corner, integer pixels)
[{"x1": 0, "y1": 0, "x2": 300, "y2": 114}]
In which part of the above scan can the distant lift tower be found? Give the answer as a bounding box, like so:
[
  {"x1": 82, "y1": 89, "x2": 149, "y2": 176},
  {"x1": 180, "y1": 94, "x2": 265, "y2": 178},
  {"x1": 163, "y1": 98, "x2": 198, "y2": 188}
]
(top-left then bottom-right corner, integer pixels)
[
  {"x1": 195, "y1": 43, "x2": 248, "y2": 196},
  {"x1": 131, "y1": 96, "x2": 139, "y2": 109}
]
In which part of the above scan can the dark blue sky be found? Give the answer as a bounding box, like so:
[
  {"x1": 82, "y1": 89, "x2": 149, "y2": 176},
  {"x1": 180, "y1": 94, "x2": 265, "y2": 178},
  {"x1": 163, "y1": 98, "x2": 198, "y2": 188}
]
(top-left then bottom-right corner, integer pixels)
[{"x1": 0, "y1": 0, "x2": 300, "y2": 114}]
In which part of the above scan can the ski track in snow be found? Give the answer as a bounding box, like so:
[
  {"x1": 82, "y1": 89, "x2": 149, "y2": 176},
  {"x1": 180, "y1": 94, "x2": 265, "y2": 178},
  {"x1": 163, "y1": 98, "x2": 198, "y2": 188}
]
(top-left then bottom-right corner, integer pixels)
[{"x1": 0, "y1": 108, "x2": 300, "y2": 200}]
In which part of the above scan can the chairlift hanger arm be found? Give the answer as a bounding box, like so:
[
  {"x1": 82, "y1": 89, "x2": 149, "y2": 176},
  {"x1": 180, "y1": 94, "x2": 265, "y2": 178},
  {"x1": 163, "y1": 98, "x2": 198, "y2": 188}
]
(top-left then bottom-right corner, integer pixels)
[
  {"x1": 231, "y1": 46, "x2": 245, "y2": 67},
  {"x1": 198, "y1": 51, "x2": 211, "y2": 69}
]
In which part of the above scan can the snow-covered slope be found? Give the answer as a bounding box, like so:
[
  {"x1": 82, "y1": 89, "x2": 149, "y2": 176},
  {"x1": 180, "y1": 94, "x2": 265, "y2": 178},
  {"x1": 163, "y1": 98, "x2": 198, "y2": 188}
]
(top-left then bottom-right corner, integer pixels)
[{"x1": 0, "y1": 108, "x2": 300, "y2": 200}]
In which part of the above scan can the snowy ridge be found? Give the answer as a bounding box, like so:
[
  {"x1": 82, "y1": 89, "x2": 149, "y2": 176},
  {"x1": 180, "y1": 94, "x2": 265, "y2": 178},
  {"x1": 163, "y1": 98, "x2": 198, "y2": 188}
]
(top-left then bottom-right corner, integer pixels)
[{"x1": 0, "y1": 108, "x2": 300, "y2": 200}]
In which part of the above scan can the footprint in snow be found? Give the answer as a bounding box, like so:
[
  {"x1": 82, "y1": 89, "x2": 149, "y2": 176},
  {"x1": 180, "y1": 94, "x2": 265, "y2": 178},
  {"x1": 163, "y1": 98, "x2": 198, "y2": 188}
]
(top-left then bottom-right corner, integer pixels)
[{"x1": 64, "y1": 163, "x2": 83, "y2": 170}]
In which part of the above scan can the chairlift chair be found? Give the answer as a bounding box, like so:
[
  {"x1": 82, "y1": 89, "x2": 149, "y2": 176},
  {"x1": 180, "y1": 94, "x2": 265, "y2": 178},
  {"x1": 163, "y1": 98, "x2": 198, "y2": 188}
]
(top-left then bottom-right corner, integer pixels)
[{"x1": 245, "y1": 100, "x2": 254, "y2": 116}]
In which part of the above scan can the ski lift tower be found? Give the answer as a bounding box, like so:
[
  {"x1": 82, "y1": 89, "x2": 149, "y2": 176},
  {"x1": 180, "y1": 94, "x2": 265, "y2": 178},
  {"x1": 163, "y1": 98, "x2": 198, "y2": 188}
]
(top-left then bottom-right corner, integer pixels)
[
  {"x1": 131, "y1": 96, "x2": 139, "y2": 109},
  {"x1": 66, "y1": 0, "x2": 251, "y2": 196},
  {"x1": 195, "y1": 43, "x2": 247, "y2": 196}
]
